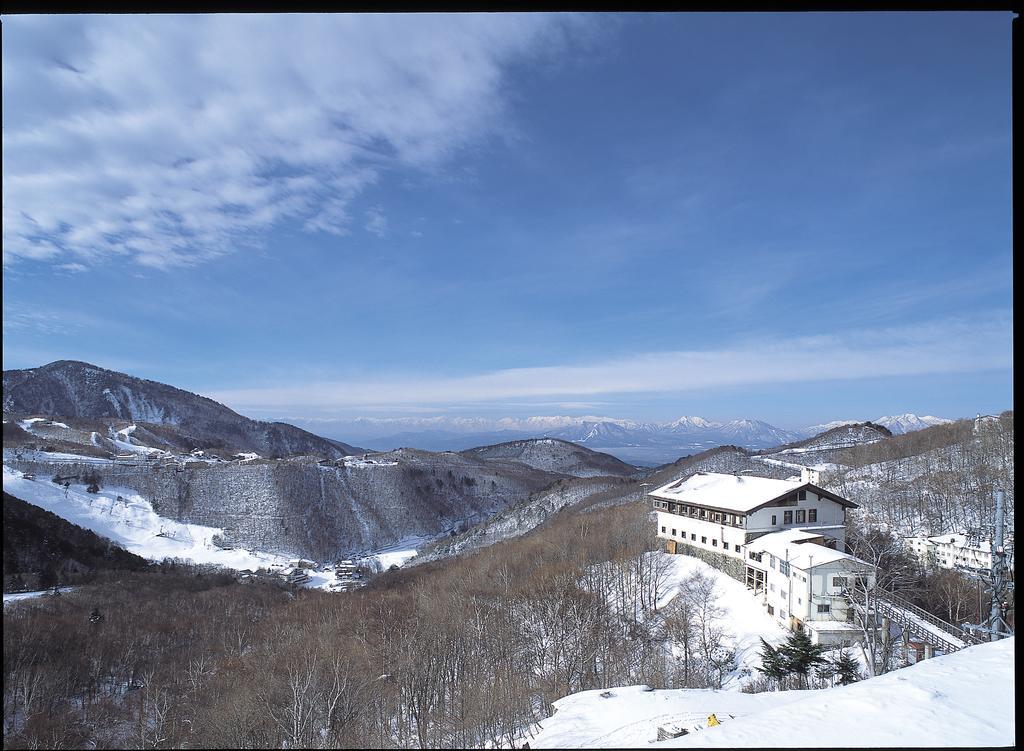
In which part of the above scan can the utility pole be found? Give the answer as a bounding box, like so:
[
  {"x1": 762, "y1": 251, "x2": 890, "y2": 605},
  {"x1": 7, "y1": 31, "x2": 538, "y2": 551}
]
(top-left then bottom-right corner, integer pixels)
[
  {"x1": 988, "y1": 489, "x2": 1010, "y2": 641},
  {"x1": 962, "y1": 487, "x2": 1013, "y2": 641}
]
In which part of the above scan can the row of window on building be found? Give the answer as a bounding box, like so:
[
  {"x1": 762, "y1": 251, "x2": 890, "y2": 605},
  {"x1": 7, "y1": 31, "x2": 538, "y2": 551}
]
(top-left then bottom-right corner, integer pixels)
[
  {"x1": 652, "y1": 500, "x2": 748, "y2": 527},
  {"x1": 660, "y1": 526, "x2": 738, "y2": 551}
]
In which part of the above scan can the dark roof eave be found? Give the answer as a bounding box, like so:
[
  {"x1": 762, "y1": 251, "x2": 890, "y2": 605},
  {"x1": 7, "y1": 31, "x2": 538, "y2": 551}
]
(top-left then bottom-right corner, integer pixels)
[{"x1": 745, "y1": 483, "x2": 858, "y2": 514}]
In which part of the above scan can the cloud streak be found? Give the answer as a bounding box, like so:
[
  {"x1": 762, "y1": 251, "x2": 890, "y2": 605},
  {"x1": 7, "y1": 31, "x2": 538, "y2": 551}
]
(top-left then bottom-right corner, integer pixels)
[
  {"x1": 207, "y1": 315, "x2": 1013, "y2": 415},
  {"x1": 3, "y1": 14, "x2": 584, "y2": 269}
]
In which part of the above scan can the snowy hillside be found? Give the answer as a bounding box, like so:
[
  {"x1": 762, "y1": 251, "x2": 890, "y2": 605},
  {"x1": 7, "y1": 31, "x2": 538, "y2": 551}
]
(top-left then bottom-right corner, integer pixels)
[
  {"x1": 1, "y1": 466, "x2": 425, "y2": 590},
  {"x1": 528, "y1": 638, "x2": 1014, "y2": 748}
]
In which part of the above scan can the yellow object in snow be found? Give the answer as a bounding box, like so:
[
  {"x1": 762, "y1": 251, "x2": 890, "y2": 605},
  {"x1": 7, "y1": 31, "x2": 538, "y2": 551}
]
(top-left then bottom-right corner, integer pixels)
[{"x1": 707, "y1": 714, "x2": 720, "y2": 727}]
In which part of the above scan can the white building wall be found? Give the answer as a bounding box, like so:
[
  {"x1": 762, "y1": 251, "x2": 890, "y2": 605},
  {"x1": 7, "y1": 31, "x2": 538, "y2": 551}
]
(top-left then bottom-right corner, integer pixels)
[
  {"x1": 746, "y1": 491, "x2": 848, "y2": 550},
  {"x1": 656, "y1": 512, "x2": 747, "y2": 558},
  {"x1": 755, "y1": 554, "x2": 873, "y2": 630}
]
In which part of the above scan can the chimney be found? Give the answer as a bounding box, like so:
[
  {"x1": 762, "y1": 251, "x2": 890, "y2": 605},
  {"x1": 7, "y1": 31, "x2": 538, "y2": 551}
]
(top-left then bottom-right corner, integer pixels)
[{"x1": 801, "y1": 467, "x2": 820, "y2": 485}]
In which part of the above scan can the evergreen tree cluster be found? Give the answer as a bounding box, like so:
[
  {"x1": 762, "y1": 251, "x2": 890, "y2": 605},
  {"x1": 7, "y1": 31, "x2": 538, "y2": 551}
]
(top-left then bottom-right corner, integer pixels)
[{"x1": 758, "y1": 625, "x2": 861, "y2": 689}]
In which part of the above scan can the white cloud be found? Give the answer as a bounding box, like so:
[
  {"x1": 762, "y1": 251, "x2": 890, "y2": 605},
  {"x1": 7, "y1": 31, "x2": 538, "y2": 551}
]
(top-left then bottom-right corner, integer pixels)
[
  {"x1": 364, "y1": 206, "x2": 388, "y2": 237},
  {"x1": 2, "y1": 13, "x2": 586, "y2": 269},
  {"x1": 206, "y1": 314, "x2": 1013, "y2": 414}
]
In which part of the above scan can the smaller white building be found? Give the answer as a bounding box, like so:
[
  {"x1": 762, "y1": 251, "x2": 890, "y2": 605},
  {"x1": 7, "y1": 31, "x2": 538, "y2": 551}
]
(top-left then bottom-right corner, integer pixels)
[
  {"x1": 746, "y1": 529, "x2": 875, "y2": 643},
  {"x1": 904, "y1": 534, "x2": 1013, "y2": 574}
]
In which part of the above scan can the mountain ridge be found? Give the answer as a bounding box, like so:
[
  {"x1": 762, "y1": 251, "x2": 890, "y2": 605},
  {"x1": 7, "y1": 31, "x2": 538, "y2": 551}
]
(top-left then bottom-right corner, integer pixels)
[{"x1": 3, "y1": 360, "x2": 364, "y2": 459}]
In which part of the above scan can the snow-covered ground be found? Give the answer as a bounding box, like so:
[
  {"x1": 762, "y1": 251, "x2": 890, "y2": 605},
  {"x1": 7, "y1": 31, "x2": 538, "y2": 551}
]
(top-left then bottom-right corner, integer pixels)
[
  {"x1": 654, "y1": 554, "x2": 791, "y2": 688},
  {"x1": 367, "y1": 535, "x2": 430, "y2": 569},
  {"x1": 528, "y1": 638, "x2": 1014, "y2": 748},
  {"x1": 3, "y1": 587, "x2": 75, "y2": 605}
]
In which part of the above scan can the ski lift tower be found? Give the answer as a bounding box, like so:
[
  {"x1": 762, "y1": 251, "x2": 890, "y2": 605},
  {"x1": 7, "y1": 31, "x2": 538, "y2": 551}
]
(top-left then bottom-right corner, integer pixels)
[{"x1": 962, "y1": 488, "x2": 1013, "y2": 641}]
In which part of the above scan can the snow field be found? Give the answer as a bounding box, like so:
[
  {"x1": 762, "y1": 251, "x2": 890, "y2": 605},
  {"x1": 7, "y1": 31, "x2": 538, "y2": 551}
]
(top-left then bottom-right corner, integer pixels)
[{"x1": 528, "y1": 638, "x2": 1013, "y2": 748}]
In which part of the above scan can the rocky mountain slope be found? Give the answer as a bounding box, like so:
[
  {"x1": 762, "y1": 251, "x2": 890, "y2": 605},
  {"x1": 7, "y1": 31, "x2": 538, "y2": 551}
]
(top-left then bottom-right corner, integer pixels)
[
  {"x1": 3, "y1": 361, "x2": 362, "y2": 459},
  {"x1": 3, "y1": 448, "x2": 566, "y2": 561}
]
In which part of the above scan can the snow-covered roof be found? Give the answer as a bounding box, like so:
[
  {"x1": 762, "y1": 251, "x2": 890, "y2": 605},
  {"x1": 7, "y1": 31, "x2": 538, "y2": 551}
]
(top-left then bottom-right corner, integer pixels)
[
  {"x1": 746, "y1": 529, "x2": 869, "y2": 570},
  {"x1": 650, "y1": 472, "x2": 803, "y2": 512},
  {"x1": 649, "y1": 471, "x2": 855, "y2": 513}
]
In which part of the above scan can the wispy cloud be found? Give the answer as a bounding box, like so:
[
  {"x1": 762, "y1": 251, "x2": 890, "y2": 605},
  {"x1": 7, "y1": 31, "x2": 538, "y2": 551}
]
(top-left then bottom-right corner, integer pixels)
[
  {"x1": 364, "y1": 206, "x2": 388, "y2": 238},
  {"x1": 207, "y1": 314, "x2": 1012, "y2": 415},
  {"x1": 3, "y1": 14, "x2": 587, "y2": 270}
]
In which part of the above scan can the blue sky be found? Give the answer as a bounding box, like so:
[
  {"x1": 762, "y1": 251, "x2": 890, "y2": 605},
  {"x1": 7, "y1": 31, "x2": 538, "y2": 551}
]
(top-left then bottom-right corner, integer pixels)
[{"x1": 2, "y1": 12, "x2": 1013, "y2": 432}]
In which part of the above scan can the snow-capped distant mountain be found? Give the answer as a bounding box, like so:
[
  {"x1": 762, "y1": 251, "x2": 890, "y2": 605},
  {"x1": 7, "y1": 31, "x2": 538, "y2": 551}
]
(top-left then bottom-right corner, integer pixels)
[
  {"x1": 874, "y1": 413, "x2": 954, "y2": 435},
  {"x1": 664, "y1": 415, "x2": 718, "y2": 434},
  {"x1": 800, "y1": 414, "x2": 953, "y2": 438},
  {"x1": 716, "y1": 418, "x2": 802, "y2": 446}
]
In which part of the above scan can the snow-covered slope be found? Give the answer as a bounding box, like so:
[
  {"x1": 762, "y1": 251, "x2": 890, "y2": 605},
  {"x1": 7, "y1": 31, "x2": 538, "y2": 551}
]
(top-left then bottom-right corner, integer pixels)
[{"x1": 528, "y1": 638, "x2": 1014, "y2": 748}]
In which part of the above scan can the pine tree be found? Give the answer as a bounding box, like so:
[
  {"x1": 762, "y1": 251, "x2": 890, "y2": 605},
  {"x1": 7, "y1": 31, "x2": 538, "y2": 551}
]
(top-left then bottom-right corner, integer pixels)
[
  {"x1": 778, "y1": 625, "x2": 828, "y2": 689},
  {"x1": 756, "y1": 637, "x2": 788, "y2": 689},
  {"x1": 833, "y1": 648, "x2": 861, "y2": 685}
]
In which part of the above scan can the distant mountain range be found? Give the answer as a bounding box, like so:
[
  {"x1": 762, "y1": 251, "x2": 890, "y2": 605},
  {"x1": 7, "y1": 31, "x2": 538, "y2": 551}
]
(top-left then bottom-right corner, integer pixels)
[{"x1": 311, "y1": 413, "x2": 954, "y2": 466}]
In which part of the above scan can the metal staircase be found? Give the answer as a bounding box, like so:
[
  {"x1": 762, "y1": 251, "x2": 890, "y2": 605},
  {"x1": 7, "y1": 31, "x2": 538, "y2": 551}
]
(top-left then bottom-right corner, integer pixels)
[{"x1": 848, "y1": 587, "x2": 985, "y2": 655}]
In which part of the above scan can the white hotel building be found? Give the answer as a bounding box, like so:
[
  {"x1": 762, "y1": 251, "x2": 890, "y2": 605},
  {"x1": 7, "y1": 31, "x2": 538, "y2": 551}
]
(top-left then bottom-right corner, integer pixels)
[
  {"x1": 904, "y1": 533, "x2": 1013, "y2": 574},
  {"x1": 651, "y1": 470, "x2": 875, "y2": 644}
]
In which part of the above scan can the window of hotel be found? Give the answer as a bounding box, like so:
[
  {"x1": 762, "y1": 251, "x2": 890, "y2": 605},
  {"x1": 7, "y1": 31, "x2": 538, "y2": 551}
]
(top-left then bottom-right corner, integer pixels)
[
  {"x1": 691, "y1": 533, "x2": 696, "y2": 541},
  {"x1": 796, "y1": 510, "x2": 806, "y2": 523},
  {"x1": 817, "y1": 603, "x2": 831, "y2": 613},
  {"x1": 798, "y1": 490, "x2": 807, "y2": 500},
  {"x1": 808, "y1": 509, "x2": 817, "y2": 523},
  {"x1": 767, "y1": 605, "x2": 774, "y2": 615},
  {"x1": 771, "y1": 515, "x2": 777, "y2": 525},
  {"x1": 770, "y1": 557, "x2": 775, "y2": 569},
  {"x1": 832, "y1": 576, "x2": 848, "y2": 588},
  {"x1": 723, "y1": 542, "x2": 730, "y2": 551},
  {"x1": 671, "y1": 529, "x2": 677, "y2": 537},
  {"x1": 779, "y1": 561, "x2": 790, "y2": 575},
  {"x1": 712, "y1": 539, "x2": 718, "y2": 547},
  {"x1": 781, "y1": 610, "x2": 787, "y2": 619},
  {"x1": 770, "y1": 584, "x2": 776, "y2": 592},
  {"x1": 781, "y1": 590, "x2": 787, "y2": 599},
  {"x1": 784, "y1": 511, "x2": 793, "y2": 525},
  {"x1": 661, "y1": 526, "x2": 666, "y2": 533},
  {"x1": 701, "y1": 536, "x2": 707, "y2": 544}
]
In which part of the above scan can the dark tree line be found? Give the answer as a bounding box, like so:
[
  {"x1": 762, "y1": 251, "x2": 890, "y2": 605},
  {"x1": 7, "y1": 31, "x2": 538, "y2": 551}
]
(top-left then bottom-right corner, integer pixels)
[{"x1": 3, "y1": 492, "x2": 149, "y2": 593}]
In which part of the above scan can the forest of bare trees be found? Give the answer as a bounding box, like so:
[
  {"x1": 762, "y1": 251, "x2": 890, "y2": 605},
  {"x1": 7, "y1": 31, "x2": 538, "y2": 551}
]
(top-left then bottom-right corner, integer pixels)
[
  {"x1": 2, "y1": 502, "x2": 713, "y2": 749},
  {"x1": 825, "y1": 411, "x2": 1014, "y2": 536}
]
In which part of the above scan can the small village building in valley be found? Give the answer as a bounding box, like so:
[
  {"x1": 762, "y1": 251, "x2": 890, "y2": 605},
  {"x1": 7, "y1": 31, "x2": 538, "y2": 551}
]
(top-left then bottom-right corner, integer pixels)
[{"x1": 651, "y1": 470, "x2": 875, "y2": 644}]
